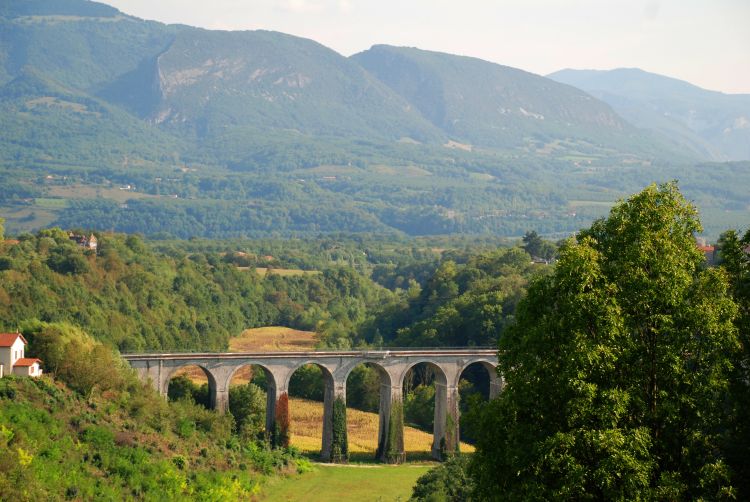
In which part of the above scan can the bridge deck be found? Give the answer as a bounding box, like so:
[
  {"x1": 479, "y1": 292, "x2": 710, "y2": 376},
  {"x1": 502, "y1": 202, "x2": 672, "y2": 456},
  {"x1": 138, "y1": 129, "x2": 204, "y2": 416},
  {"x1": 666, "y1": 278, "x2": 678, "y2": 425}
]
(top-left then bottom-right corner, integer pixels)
[{"x1": 122, "y1": 348, "x2": 497, "y2": 360}]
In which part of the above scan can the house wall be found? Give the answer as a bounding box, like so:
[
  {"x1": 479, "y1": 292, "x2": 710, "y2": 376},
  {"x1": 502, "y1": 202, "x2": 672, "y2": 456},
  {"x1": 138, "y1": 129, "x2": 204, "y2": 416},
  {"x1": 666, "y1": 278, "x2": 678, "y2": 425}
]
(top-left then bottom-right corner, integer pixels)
[
  {"x1": 1, "y1": 339, "x2": 27, "y2": 376},
  {"x1": 12, "y1": 363, "x2": 41, "y2": 377},
  {"x1": 0, "y1": 347, "x2": 10, "y2": 372}
]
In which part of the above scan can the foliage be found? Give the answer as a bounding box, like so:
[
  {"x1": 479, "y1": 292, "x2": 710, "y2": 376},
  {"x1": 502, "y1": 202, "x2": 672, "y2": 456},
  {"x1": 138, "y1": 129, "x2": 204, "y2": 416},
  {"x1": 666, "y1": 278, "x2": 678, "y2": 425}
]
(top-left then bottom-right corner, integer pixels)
[
  {"x1": 0, "y1": 229, "x2": 394, "y2": 352},
  {"x1": 383, "y1": 401, "x2": 405, "y2": 464},
  {"x1": 404, "y1": 384, "x2": 435, "y2": 431},
  {"x1": 23, "y1": 321, "x2": 128, "y2": 396},
  {"x1": 362, "y1": 246, "x2": 541, "y2": 348},
  {"x1": 274, "y1": 393, "x2": 290, "y2": 448},
  {"x1": 716, "y1": 228, "x2": 750, "y2": 499},
  {"x1": 346, "y1": 364, "x2": 381, "y2": 412},
  {"x1": 331, "y1": 396, "x2": 348, "y2": 463},
  {"x1": 411, "y1": 455, "x2": 475, "y2": 502},
  {"x1": 229, "y1": 383, "x2": 267, "y2": 440},
  {"x1": 0, "y1": 325, "x2": 309, "y2": 501},
  {"x1": 521, "y1": 230, "x2": 556, "y2": 260},
  {"x1": 289, "y1": 364, "x2": 325, "y2": 401},
  {"x1": 471, "y1": 183, "x2": 740, "y2": 501}
]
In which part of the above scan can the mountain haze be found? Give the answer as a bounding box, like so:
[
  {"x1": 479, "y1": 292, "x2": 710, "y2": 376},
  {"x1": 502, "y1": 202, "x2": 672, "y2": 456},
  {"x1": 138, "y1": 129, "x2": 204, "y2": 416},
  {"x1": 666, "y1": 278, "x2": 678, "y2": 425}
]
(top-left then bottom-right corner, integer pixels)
[
  {"x1": 352, "y1": 45, "x2": 637, "y2": 150},
  {"x1": 0, "y1": 0, "x2": 748, "y2": 240},
  {"x1": 119, "y1": 29, "x2": 443, "y2": 143},
  {"x1": 549, "y1": 68, "x2": 750, "y2": 160},
  {"x1": 0, "y1": 0, "x2": 684, "y2": 161}
]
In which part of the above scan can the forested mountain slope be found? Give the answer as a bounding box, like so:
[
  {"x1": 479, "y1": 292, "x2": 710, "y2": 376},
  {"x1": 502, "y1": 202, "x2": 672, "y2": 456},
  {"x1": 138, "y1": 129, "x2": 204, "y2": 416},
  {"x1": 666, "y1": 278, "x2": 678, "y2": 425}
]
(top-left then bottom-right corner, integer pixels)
[{"x1": 352, "y1": 45, "x2": 656, "y2": 152}]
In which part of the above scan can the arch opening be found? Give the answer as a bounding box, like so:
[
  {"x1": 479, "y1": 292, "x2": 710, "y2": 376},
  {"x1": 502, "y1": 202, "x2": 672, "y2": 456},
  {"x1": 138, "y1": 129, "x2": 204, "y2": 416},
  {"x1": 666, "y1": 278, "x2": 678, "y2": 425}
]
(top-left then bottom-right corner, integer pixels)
[
  {"x1": 402, "y1": 361, "x2": 448, "y2": 460},
  {"x1": 286, "y1": 362, "x2": 335, "y2": 458},
  {"x1": 167, "y1": 364, "x2": 215, "y2": 410},
  {"x1": 227, "y1": 364, "x2": 274, "y2": 441},
  {"x1": 344, "y1": 362, "x2": 390, "y2": 461},
  {"x1": 457, "y1": 361, "x2": 497, "y2": 444}
]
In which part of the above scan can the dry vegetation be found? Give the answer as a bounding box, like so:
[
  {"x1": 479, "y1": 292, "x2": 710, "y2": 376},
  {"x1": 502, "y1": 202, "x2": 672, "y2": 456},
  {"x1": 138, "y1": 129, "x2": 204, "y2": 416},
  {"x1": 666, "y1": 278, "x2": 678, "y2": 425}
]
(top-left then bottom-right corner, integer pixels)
[
  {"x1": 252, "y1": 267, "x2": 321, "y2": 277},
  {"x1": 288, "y1": 397, "x2": 475, "y2": 459},
  {"x1": 229, "y1": 326, "x2": 318, "y2": 352}
]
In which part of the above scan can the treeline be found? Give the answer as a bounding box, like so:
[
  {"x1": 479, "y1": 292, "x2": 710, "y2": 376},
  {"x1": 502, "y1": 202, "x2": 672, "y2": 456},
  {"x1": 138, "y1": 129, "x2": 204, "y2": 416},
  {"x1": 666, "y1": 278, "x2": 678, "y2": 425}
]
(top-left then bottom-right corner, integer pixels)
[
  {"x1": 358, "y1": 246, "x2": 545, "y2": 347},
  {"x1": 0, "y1": 228, "x2": 395, "y2": 351}
]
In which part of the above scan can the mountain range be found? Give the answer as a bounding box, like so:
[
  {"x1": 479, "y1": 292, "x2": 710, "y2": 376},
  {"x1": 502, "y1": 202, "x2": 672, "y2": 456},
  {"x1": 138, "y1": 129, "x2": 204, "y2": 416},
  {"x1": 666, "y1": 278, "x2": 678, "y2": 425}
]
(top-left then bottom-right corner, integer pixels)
[
  {"x1": 549, "y1": 68, "x2": 750, "y2": 161},
  {"x1": 0, "y1": 0, "x2": 748, "y2": 239},
  {"x1": 1, "y1": 0, "x2": 688, "y2": 162}
]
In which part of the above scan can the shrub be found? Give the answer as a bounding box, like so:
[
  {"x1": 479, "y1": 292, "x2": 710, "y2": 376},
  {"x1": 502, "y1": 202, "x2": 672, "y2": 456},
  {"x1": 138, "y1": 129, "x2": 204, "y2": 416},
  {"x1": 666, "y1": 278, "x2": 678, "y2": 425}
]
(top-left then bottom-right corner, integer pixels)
[
  {"x1": 411, "y1": 455, "x2": 474, "y2": 501},
  {"x1": 228, "y1": 383, "x2": 266, "y2": 439}
]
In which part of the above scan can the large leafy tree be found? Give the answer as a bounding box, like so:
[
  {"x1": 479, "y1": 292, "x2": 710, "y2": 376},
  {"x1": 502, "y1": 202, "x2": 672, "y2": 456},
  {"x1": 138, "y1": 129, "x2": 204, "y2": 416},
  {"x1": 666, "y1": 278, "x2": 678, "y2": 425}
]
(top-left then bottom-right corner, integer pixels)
[
  {"x1": 471, "y1": 183, "x2": 739, "y2": 501},
  {"x1": 717, "y1": 228, "x2": 750, "y2": 497}
]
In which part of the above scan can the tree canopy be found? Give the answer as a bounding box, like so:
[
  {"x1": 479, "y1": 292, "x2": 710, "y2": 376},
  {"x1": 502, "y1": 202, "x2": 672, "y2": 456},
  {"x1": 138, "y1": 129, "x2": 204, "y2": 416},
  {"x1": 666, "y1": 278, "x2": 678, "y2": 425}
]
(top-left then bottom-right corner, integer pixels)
[{"x1": 471, "y1": 183, "x2": 740, "y2": 500}]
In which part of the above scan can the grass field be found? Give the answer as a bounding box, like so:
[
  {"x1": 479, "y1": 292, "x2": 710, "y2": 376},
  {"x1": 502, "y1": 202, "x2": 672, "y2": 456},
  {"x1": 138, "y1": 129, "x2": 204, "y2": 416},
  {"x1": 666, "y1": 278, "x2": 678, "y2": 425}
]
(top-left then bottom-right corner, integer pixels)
[
  {"x1": 229, "y1": 326, "x2": 318, "y2": 352},
  {"x1": 260, "y1": 463, "x2": 432, "y2": 502},
  {"x1": 48, "y1": 184, "x2": 158, "y2": 202},
  {"x1": 253, "y1": 267, "x2": 321, "y2": 277}
]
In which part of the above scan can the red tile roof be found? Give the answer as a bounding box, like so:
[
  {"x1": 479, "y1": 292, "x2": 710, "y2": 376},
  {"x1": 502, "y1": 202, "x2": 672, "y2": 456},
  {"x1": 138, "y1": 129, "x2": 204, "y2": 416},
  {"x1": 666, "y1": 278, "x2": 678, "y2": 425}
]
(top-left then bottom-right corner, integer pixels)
[
  {"x1": 13, "y1": 358, "x2": 41, "y2": 367},
  {"x1": 697, "y1": 245, "x2": 715, "y2": 252},
  {"x1": 0, "y1": 333, "x2": 27, "y2": 347}
]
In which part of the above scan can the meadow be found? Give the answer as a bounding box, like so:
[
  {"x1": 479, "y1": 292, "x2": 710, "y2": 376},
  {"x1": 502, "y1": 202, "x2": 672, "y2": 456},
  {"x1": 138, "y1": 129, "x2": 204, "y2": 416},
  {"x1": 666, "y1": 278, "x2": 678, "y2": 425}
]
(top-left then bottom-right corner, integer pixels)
[{"x1": 260, "y1": 463, "x2": 433, "y2": 502}]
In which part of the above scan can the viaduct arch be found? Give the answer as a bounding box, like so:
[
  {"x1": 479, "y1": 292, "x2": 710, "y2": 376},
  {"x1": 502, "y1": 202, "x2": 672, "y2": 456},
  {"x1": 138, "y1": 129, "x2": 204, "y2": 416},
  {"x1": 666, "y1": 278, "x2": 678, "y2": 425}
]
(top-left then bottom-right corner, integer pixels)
[{"x1": 123, "y1": 349, "x2": 500, "y2": 461}]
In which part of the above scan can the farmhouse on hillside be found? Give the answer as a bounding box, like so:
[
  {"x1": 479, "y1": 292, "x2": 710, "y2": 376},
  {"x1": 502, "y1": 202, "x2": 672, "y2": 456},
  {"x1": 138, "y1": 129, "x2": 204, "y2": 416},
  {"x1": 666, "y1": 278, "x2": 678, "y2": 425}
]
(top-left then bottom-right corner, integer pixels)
[{"x1": 0, "y1": 332, "x2": 43, "y2": 378}]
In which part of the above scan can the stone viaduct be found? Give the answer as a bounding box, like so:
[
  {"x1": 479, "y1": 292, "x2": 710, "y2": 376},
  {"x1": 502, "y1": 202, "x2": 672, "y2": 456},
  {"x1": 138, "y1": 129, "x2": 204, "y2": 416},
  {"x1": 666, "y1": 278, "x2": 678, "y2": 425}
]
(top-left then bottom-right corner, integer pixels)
[{"x1": 123, "y1": 348, "x2": 499, "y2": 462}]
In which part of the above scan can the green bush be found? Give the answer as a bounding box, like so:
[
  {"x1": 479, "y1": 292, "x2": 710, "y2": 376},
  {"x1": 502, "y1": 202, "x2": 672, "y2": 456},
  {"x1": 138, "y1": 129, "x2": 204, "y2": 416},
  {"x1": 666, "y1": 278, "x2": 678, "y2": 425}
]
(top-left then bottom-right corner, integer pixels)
[
  {"x1": 411, "y1": 455, "x2": 474, "y2": 501},
  {"x1": 229, "y1": 383, "x2": 266, "y2": 439}
]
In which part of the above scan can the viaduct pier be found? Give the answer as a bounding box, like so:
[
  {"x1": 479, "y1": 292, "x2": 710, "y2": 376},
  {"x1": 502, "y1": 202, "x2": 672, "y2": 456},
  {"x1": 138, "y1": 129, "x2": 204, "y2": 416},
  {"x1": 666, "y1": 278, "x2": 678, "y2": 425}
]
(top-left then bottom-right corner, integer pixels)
[{"x1": 123, "y1": 348, "x2": 500, "y2": 461}]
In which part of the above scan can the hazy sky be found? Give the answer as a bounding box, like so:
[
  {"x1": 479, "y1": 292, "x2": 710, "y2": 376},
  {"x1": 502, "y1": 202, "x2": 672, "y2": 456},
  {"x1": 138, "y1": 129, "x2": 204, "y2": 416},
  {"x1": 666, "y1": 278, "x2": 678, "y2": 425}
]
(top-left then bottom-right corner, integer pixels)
[{"x1": 104, "y1": 0, "x2": 750, "y2": 94}]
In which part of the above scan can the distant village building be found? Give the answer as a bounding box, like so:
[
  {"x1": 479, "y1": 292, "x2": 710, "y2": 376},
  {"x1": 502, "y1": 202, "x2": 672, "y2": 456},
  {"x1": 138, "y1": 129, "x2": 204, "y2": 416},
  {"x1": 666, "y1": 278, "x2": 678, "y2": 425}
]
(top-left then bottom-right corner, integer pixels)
[
  {"x1": 0, "y1": 333, "x2": 42, "y2": 378},
  {"x1": 69, "y1": 232, "x2": 98, "y2": 251},
  {"x1": 697, "y1": 244, "x2": 716, "y2": 265}
]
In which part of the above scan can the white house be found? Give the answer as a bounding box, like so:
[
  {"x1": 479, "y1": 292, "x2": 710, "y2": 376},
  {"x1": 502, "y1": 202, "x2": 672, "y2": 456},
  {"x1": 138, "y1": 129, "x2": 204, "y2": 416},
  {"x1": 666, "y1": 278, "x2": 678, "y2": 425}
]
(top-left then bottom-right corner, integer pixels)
[
  {"x1": 0, "y1": 333, "x2": 42, "y2": 377},
  {"x1": 12, "y1": 358, "x2": 43, "y2": 377}
]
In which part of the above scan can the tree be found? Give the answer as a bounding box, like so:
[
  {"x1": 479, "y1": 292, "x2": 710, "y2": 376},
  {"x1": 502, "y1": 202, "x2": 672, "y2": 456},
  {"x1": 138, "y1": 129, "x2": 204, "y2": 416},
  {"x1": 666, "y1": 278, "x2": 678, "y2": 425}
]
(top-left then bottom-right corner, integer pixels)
[
  {"x1": 717, "y1": 229, "x2": 750, "y2": 498},
  {"x1": 228, "y1": 383, "x2": 266, "y2": 439},
  {"x1": 522, "y1": 230, "x2": 556, "y2": 261},
  {"x1": 471, "y1": 183, "x2": 739, "y2": 500},
  {"x1": 0, "y1": 216, "x2": 4, "y2": 240}
]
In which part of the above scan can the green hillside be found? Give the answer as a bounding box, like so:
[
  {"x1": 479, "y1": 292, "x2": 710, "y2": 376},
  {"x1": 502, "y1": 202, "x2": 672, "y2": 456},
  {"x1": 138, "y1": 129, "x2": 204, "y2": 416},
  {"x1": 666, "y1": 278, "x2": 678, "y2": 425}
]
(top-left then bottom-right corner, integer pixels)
[{"x1": 0, "y1": 69, "x2": 184, "y2": 168}]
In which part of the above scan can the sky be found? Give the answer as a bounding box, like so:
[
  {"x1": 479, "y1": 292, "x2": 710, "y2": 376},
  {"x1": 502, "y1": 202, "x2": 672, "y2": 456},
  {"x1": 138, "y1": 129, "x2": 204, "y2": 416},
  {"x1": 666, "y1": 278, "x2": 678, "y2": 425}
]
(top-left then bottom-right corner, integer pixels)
[{"x1": 103, "y1": 0, "x2": 750, "y2": 94}]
